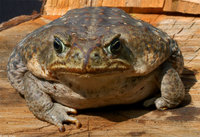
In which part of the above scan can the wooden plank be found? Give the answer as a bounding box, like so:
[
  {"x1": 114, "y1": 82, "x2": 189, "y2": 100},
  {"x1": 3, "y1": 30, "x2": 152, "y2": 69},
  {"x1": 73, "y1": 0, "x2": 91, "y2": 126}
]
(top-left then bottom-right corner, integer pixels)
[
  {"x1": 163, "y1": 0, "x2": 200, "y2": 14},
  {"x1": 44, "y1": 0, "x2": 89, "y2": 15},
  {"x1": 101, "y1": 0, "x2": 126, "y2": 7},
  {"x1": 42, "y1": 0, "x2": 200, "y2": 15},
  {"x1": 0, "y1": 13, "x2": 200, "y2": 136},
  {"x1": 125, "y1": 0, "x2": 165, "y2": 8}
]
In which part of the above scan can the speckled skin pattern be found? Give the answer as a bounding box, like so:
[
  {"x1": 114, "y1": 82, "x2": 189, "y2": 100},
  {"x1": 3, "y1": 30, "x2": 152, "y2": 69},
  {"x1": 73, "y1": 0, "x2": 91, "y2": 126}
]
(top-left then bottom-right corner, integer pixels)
[{"x1": 7, "y1": 7, "x2": 185, "y2": 132}]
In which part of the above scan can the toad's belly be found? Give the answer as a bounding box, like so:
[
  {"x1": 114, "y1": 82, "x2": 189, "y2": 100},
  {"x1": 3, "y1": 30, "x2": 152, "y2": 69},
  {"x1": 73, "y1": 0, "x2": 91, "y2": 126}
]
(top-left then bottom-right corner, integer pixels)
[{"x1": 45, "y1": 74, "x2": 158, "y2": 109}]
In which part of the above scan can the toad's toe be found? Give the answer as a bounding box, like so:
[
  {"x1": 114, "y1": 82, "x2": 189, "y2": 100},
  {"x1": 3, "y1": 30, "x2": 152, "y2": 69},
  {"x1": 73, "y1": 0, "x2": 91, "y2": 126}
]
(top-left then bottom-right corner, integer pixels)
[{"x1": 45, "y1": 103, "x2": 81, "y2": 132}]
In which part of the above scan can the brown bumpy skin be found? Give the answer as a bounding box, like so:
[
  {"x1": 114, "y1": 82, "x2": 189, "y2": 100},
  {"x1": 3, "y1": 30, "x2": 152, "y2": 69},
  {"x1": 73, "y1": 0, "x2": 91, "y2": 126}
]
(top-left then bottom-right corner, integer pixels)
[
  {"x1": 155, "y1": 62, "x2": 185, "y2": 110},
  {"x1": 7, "y1": 7, "x2": 185, "y2": 132},
  {"x1": 23, "y1": 72, "x2": 81, "y2": 131}
]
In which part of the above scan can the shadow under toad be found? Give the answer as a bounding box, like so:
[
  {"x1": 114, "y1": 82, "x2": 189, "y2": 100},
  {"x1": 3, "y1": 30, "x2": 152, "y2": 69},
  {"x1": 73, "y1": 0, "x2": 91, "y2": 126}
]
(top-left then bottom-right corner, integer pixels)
[{"x1": 79, "y1": 67, "x2": 197, "y2": 122}]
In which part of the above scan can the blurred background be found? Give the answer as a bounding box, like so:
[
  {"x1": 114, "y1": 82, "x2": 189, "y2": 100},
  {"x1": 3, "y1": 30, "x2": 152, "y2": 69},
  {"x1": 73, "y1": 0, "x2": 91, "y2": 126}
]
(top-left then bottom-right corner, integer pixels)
[{"x1": 0, "y1": 0, "x2": 42, "y2": 23}]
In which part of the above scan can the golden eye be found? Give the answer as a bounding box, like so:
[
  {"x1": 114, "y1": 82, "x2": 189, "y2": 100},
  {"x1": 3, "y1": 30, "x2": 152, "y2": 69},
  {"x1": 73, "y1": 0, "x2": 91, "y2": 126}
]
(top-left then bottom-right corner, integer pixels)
[
  {"x1": 108, "y1": 38, "x2": 121, "y2": 55},
  {"x1": 53, "y1": 37, "x2": 66, "y2": 54}
]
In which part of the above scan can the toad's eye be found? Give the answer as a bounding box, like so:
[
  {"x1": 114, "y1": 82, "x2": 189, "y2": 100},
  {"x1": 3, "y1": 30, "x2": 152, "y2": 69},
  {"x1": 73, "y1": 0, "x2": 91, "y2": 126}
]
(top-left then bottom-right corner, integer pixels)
[
  {"x1": 53, "y1": 37, "x2": 66, "y2": 54},
  {"x1": 108, "y1": 38, "x2": 122, "y2": 55}
]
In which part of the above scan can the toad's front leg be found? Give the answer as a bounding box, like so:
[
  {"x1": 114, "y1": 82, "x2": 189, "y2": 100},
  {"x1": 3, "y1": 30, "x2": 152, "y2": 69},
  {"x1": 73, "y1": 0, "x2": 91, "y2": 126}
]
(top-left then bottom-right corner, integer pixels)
[
  {"x1": 23, "y1": 72, "x2": 81, "y2": 132},
  {"x1": 155, "y1": 62, "x2": 185, "y2": 110}
]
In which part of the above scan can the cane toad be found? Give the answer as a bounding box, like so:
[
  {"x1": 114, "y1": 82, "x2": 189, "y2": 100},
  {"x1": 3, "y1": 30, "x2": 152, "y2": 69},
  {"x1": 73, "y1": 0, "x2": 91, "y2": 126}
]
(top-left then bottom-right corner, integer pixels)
[{"x1": 7, "y1": 7, "x2": 185, "y2": 132}]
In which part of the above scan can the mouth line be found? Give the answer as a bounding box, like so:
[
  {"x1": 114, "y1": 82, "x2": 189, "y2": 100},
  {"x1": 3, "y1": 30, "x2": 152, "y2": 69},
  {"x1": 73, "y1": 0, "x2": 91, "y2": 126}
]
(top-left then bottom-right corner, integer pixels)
[
  {"x1": 49, "y1": 66, "x2": 129, "y2": 75},
  {"x1": 48, "y1": 59, "x2": 131, "y2": 77},
  {"x1": 54, "y1": 69, "x2": 130, "y2": 79}
]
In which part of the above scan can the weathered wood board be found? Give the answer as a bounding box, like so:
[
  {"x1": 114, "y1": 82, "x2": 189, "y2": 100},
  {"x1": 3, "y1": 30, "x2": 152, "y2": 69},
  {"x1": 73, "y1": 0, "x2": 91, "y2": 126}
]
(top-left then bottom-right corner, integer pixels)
[
  {"x1": 0, "y1": 13, "x2": 200, "y2": 137},
  {"x1": 43, "y1": 0, "x2": 200, "y2": 15}
]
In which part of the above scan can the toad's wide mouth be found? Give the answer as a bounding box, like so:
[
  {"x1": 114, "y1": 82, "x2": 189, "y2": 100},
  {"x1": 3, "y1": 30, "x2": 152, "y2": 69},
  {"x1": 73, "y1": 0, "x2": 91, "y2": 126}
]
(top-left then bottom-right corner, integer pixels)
[
  {"x1": 48, "y1": 60, "x2": 132, "y2": 77},
  {"x1": 49, "y1": 67, "x2": 134, "y2": 80},
  {"x1": 49, "y1": 65, "x2": 130, "y2": 75}
]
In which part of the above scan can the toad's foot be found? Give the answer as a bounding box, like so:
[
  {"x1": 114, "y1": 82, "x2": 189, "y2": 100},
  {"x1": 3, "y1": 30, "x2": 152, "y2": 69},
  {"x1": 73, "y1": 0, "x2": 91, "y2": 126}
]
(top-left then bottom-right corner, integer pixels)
[
  {"x1": 143, "y1": 96, "x2": 176, "y2": 110},
  {"x1": 155, "y1": 97, "x2": 177, "y2": 110},
  {"x1": 23, "y1": 72, "x2": 81, "y2": 132},
  {"x1": 45, "y1": 103, "x2": 81, "y2": 132}
]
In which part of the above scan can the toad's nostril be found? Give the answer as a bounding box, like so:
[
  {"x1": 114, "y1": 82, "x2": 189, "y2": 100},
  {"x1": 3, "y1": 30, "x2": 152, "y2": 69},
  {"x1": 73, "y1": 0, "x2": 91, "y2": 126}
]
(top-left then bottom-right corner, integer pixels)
[
  {"x1": 92, "y1": 52, "x2": 100, "y2": 59},
  {"x1": 75, "y1": 53, "x2": 79, "y2": 57},
  {"x1": 90, "y1": 53, "x2": 101, "y2": 65},
  {"x1": 94, "y1": 53, "x2": 99, "y2": 57}
]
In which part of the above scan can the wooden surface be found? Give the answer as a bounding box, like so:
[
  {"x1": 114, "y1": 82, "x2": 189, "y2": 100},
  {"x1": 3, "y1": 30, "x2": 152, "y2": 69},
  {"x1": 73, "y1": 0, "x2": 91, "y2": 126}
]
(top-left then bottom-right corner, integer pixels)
[
  {"x1": 43, "y1": 0, "x2": 200, "y2": 15},
  {"x1": 0, "y1": 14, "x2": 200, "y2": 137}
]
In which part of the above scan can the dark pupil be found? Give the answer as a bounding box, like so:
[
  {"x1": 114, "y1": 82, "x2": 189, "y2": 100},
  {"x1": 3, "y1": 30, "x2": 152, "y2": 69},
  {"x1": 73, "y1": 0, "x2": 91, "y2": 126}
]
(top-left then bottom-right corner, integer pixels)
[
  {"x1": 54, "y1": 37, "x2": 63, "y2": 53},
  {"x1": 110, "y1": 38, "x2": 121, "y2": 54}
]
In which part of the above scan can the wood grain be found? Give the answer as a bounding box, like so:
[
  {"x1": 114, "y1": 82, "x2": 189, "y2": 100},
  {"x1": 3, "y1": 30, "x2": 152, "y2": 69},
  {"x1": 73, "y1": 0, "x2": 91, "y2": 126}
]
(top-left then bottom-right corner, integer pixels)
[
  {"x1": 0, "y1": 14, "x2": 200, "y2": 137},
  {"x1": 43, "y1": 0, "x2": 200, "y2": 15}
]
